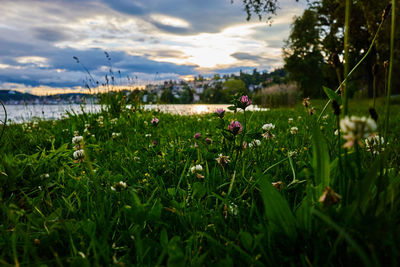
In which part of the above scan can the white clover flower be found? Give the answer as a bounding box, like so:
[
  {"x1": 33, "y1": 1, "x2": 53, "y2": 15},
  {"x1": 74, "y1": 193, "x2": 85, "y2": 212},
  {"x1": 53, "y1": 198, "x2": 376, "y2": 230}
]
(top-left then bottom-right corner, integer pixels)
[
  {"x1": 262, "y1": 132, "x2": 275, "y2": 140},
  {"x1": 288, "y1": 118, "x2": 294, "y2": 124},
  {"x1": 365, "y1": 134, "x2": 384, "y2": 154},
  {"x1": 74, "y1": 130, "x2": 79, "y2": 136},
  {"x1": 111, "y1": 181, "x2": 127, "y2": 191},
  {"x1": 216, "y1": 154, "x2": 230, "y2": 167},
  {"x1": 288, "y1": 151, "x2": 298, "y2": 157},
  {"x1": 229, "y1": 202, "x2": 238, "y2": 216},
  {"x1": 112, "y1": 132, "x2": 121, "y2": 138},
  {"x1": 290, "y1": 127, "x2": 298, "y2": 135},
  {"x1": 262, "y1": 123, "x2": 275, "y2": 131},
  {"x1": 72, "y1": 136, "x2": 83, "y2": 144},
  {"x1": 322, "y1": 114, "x2": 329, "y2": 120},
  {"x1": 110, "y1": 118, "x2": 118, "y2": 125},
  {"x1": 340, "y1": 116, "x2": 377, "y2": 148},
  {"x1": 190, "y1": 164, "x2": 203, "y2": 173},
  {"x1": 73, "y1": 149, "x2": 85, "y2": 160},
  {"x1": 249, "y1": 139, "x2": 261, "y2": 148},
  {"x1": 145, "y1": 134, "x2": 151, "y2": 137}
]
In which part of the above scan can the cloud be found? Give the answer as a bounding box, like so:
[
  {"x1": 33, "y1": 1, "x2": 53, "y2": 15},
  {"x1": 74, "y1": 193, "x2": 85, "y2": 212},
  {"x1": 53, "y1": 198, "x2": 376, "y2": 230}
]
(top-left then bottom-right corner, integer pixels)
[{"x1": 0, "y1": 0, "x2": 306, "y2": 94}]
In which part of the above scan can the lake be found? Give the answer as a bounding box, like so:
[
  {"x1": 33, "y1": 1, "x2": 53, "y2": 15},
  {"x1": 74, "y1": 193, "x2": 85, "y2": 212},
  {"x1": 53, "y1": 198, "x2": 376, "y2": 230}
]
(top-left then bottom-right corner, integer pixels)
[{"x1": 2, "y1": 104, "x2": 269, "y2": 123}]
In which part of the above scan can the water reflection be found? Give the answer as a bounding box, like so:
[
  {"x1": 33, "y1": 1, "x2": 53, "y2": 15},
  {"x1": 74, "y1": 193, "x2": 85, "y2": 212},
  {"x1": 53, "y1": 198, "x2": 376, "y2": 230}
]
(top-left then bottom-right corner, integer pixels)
[{"x1": 5, "y1": 104, "x2": 270, "y2": 122}]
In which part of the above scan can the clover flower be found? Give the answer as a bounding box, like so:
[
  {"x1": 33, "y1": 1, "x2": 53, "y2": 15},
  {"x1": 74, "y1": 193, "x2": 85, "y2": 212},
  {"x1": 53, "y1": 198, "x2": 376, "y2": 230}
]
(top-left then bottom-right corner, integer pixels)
[
  {"x1": 340, "y1": 116, "x2": 377, "y2": 148},
  {"x1": 288, "y1": 118, "x2": 294, "y2": 124},
  {"x1": 190, "y1": 164, "x2": 204, "y2": 178},
  {"x1": 365, "y1": 134, "x2": 384, "y2": 154},
  {"x1": 112, "y1": 132, "x2": 121, "y2": 138},
  {"x1": 205, "y1": 137, "x2": 212, "y2": 144},
  {"x1": 111, "y1": 181, "x2": 127, "y2": 191},
  {"x1": 239, "y1": 95, "x2": 252, "y2": 109},
  {"x1": 72, "y1": 136, "x2": 83, "y2": 144},
  {"x1": 190, "y1": 164, "x2": 203, "y2": 173},
  {"x1": 249, "y1": 139, "x2": 261, "y2": 148},
  {"x1": 290, "y1": 127, "x2": 298, "y2": 135},
  {"x1": 73, "y1": 149, "x2": 85, "y2": 160},
  {"x1": 262, "y1": 132, "x2": 275, "y2": 140},
  {"x1": 151, "y1": 118, "x2": 159, "y2": 126},
  {"x1": 303, "y1": 97, "x2": 310, "y2": 108},
  {"x1": 216, "y1": 154, "x2": 230, "y2": 167},
  {"x1": 215, "y1": 108, "x2": 225, "y2": 118},
  {"x1": 193, "y1": 132, "x2": 201, "y2": 139},
  {"x1": 262, "y1": 123, "x2": 275, "y2": 131},
  {"x1": 319, "y1": 186, "x2": 341, "y2": 206},
  {"x1": 228, "y1": 121, "x2": 242, "y2": 135}
]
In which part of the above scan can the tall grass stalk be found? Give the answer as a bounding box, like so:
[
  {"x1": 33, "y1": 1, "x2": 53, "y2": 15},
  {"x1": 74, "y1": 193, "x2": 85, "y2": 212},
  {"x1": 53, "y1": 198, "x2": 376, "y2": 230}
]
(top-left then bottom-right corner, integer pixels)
[
  {"x1": 384, "y1": 0, "x2": 396, "y2": 142},
  {"x1": 318, "y1": 7, "x2": 387, "y2": 121},
  {"x1": 343, "y1": 0, "x2": 351, "y2": 115}
]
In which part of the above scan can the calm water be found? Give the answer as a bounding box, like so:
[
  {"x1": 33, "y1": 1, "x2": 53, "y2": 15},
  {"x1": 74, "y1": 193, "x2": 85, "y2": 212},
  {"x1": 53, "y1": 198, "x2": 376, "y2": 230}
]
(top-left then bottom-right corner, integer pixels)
[{"x1": 2, "y1": 104, "x2": 269, "y2": 123}]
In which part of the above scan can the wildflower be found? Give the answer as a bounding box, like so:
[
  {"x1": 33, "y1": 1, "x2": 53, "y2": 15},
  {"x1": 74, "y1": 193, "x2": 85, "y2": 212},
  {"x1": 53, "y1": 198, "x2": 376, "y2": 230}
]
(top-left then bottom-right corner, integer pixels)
[
  {"x1": 242, "y1": 141, "x2": 247, "y2": 149},
  {"x1": 288, "y1": 151, "x2": 297, "y2": 157},
  {"x1": 40, "y1": 173, "x2": 50, "y2": 179},
  {"x1": 73, "y1": 149, "x2": 85, "y2": 160},
  {"x1": 308, "y1": 107, "x2": 315, "y2": 116},
  {"x1": 97, "y1": 116, "x2": 104, "y2": 127},
  {"x1": 322, "y1": 114, "x2": 329, "y2": 120},
  {"x1": 112, "y1": 132, "x2": 121, "y2": 138},
  {"x1": 298, "y1": 116, "x2": 302, "y2": 122},
  {"x1": 229, "y1": 202, "x2": 238, "y2": 216},
  {"x1": 365, "y1": 134, "x2": 384, "y2": 154},
  {"x1": 193, "y1": 132, "x2": 201, "y2": 139},
  {"x1": 249, "y1": 139, "x2": 261, "y2": 148},
  {"x1": 190, "y1": 164, "x2": 204, "y2": 178},
  {"x1": 111, "y1": 181, "x2": 127, "y2": 191},
  {"x1": 190, "y1": 164, "x2": 203, "y2": 173},
  {"x1": 151, "y1": 118, "x2": 159, "y2": 126},
  {"x1": 319, "y1": 186, "x2": 341, "y2": 206},
  {"x1": 239, "y1": 95, "x2": 252, "y2": 110},
  {"x1": 205, "y1": 137, "x2": 212, "y2": 144},
  {"x1": 262, "y1": 123, "x2": 275, "y2": 131},
  {"x1": 340, "y1": 116, "x2": 377, "y2": 148},
  {"x1": 302, "y1": 97, "x2": 310, "y2": 108},
  {"x1": 228, "y1": 121, "x2": 242, "y2": 135},
  {"x1": 145, "y1": 134, "x2": 151, "y2": 137},
  {"x1": 110, "y1": 118, "x2": 118, "y2": 125},
  {"x1": 290, "y1": 127, "x2": 298, "y2": 135},
  {"x1": 262, "y1": 132, "x2": 275, "y2": 140},
  {"x1": 288, "y1": 118, "x2": 294, "y2": 124},
  {"x1": 215, "y1": 108, "x2": 225, "y2": 118},
  {"x1": 272, "y1": 181, "x2": 283, "y2": 190},
  {"x1": 216, "y1": 154, "x2": 230, "y2": 167},
  {"x1": 33, "y1": 121, "x2": 39, "y2": 128},
  {"x1": 74, "y1": 130, "x2": 79, "y2": 136},
  {"x1": 72, "y1": 136, "x2": 83, "y2": 144}
]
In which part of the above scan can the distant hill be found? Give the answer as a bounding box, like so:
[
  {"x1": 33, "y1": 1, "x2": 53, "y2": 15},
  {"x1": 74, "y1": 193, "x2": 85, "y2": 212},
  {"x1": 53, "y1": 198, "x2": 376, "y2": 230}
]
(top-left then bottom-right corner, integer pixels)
[{"x1": 0, "y1": 90, "x2": 96, "y2": 104}]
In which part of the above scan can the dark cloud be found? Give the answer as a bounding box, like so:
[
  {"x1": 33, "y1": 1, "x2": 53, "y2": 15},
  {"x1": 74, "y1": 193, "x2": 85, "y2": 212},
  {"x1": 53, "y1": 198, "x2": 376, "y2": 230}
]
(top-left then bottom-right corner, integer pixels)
[
  {"x1": 33, "y1": 27, "x2": 72, "y2": 42},
  {"x1": 231, "y1": 52, "x2": 262, "y2": 61}
]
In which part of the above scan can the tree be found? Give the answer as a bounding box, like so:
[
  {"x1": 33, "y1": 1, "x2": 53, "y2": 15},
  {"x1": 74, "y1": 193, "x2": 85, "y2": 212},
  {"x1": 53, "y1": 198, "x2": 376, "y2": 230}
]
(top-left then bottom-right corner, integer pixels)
[{"x1": 283, "y1": 9, "x2": 325, "y2": 97}]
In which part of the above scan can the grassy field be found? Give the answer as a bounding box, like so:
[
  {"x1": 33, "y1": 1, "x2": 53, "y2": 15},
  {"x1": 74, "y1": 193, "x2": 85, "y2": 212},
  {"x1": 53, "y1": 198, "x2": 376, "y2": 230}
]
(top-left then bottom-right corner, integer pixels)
[{"x1": 1, "y1": 96, "x2": 400, "y2": 266}]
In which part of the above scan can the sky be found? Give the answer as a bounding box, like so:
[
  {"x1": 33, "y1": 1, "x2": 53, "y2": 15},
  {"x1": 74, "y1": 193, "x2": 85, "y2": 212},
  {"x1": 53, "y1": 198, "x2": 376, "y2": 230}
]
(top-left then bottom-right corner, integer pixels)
[{"x1": 0, "y1": 0, "x2": 306, "y2": 95}]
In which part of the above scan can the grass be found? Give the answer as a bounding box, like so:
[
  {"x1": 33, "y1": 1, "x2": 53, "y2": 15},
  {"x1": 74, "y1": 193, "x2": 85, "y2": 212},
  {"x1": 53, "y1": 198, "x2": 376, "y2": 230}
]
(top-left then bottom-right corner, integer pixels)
[{"x1": 1, "y1": 97, "x2": 400, "y2": 266}]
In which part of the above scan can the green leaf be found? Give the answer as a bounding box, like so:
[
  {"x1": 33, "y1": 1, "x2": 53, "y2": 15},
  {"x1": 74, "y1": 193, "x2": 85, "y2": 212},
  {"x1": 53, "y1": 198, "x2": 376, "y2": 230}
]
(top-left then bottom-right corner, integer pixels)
[
  {"x1": 160, "y1": 228, "x2": 168, "y2": 248},
  {"x1": 239, "y1": 231, "x2": 253, "y2": 251},
  {"x1": 323, "y1": 86, "x2": 342, "y2": 105},
  {"x1": 192, "y1": 182, "x2": 206, "y2": 199},
  {"x1": 311, "y1": 125, "x2": 330, "y2": 188},
  {"x1": 259, "y1": 176, "x2": 297, "y2": 238}
]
